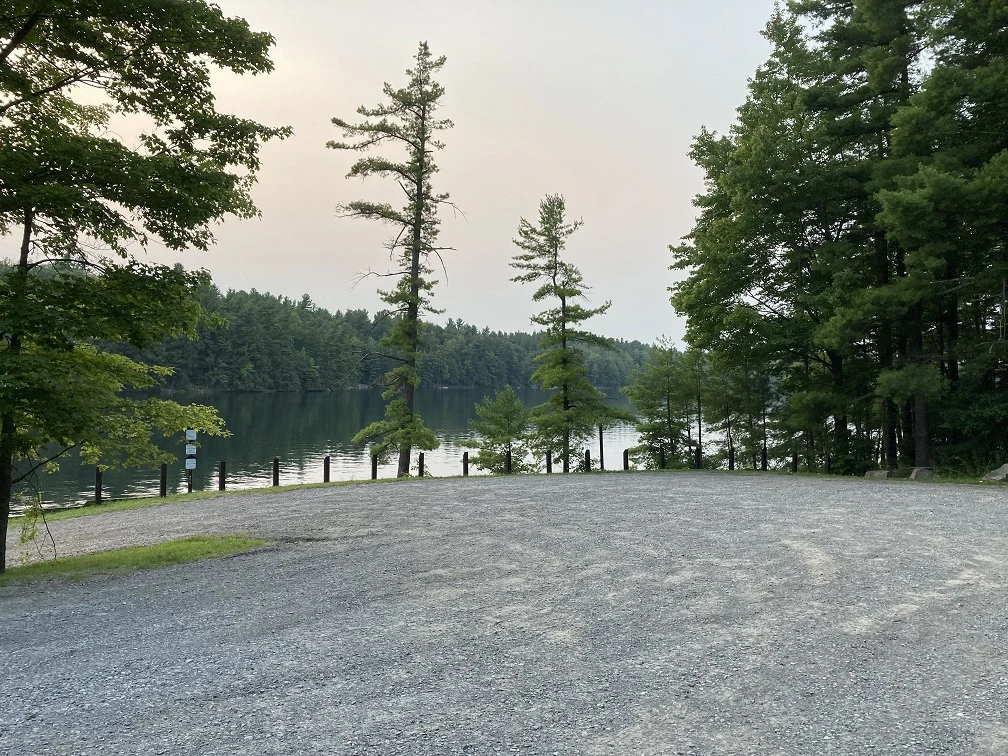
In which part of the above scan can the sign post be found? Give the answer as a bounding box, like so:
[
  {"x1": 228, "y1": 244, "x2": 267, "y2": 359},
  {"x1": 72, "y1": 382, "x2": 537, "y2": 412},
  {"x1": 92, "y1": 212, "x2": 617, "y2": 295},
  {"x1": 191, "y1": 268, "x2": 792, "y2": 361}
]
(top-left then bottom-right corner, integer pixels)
[{"x1": 185, "y1": 428, "x2": 197, "y2": 493}]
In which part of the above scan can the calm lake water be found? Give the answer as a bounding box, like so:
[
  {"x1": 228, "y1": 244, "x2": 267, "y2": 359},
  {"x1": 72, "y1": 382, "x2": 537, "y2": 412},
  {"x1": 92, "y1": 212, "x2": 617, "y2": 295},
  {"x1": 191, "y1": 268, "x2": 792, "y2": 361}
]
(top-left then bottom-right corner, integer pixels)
[{"x1": 24, "y1": 388, "x2": 640, "y2": 507}]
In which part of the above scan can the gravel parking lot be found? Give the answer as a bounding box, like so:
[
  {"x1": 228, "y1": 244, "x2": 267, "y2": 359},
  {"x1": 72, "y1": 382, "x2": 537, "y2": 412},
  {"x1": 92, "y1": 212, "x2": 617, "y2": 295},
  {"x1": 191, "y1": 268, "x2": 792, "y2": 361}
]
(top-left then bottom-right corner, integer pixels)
[{"x1": 2, "y1": 471, "x2": 1007, "y2": 755}]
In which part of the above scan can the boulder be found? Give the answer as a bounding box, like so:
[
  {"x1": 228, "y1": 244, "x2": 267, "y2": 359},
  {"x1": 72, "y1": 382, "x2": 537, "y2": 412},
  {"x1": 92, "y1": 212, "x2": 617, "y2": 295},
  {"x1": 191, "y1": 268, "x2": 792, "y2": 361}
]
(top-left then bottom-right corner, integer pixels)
[
  {"x1": 910, "y1": 467, "x2": 935, "y2": 480},
  {"x1": 983, "y1": 463, "x2": 1008, "y2": 482},
  {"x1": 864, "y1": 470, "x2": 893, "y2": 479}
]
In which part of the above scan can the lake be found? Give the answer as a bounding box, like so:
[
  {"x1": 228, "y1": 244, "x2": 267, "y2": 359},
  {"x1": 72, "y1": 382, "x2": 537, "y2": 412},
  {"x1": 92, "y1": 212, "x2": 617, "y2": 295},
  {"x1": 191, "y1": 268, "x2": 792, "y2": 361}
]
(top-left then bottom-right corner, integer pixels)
[{"x1": 22, "y1": 388, "x2": 641, "y2": 507}]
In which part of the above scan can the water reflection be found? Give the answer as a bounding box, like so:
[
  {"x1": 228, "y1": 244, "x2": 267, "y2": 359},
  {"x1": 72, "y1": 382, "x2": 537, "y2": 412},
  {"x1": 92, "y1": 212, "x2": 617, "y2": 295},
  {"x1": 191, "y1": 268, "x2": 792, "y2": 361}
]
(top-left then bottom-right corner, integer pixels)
[{"x1": 25, "y1": 388, "x2": 641, "y2": 506}]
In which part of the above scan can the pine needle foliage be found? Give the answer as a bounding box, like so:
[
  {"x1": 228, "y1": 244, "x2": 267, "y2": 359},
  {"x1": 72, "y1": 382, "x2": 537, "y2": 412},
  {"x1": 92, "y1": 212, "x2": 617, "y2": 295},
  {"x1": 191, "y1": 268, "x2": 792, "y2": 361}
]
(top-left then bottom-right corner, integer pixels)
[
  {"x1": 328, "y1": 42, "x2": 453, "y2": 476},
  {"x1": 468, "y1": 385, "x2": 536, "y2": 474},
  {"x1": 511, "y1": 195, "x2": 614, "y2": 473}
]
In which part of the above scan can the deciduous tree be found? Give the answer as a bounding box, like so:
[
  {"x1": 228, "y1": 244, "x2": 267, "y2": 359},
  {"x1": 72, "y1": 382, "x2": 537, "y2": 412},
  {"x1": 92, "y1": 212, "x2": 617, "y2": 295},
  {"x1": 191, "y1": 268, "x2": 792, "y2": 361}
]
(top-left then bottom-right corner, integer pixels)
[{"x1": 0, "y1": 2, "x2": 287, "y2": 571}]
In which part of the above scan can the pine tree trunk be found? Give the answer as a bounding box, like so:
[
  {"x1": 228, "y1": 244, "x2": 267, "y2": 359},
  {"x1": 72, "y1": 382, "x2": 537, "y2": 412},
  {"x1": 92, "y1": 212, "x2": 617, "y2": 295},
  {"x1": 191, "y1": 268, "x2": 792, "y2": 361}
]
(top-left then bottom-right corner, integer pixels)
[
  {"x1": 695, "y1": 390, "x2": 702, "y2": 470},
  {"x1": 686, "y1": 408, "x2": 693, "y2": 464},
  {"x1": 909, "y1": 304, "x2": 931, "y2": 468},
  {"x1": 874, "y1": 255, "x2": 899, "y2": 471},
  {"x1": 665, "y1": 395, "x2": 675, "y2": 461},
  {"x1": 828, "y1": 351, "x2": 849, "y2": 471},
  {"x1": 398, "y1": 107, "x2": 427, "y2": 478},
  {"x1": 946, "y1": 293, "x2": 959, "y2": 386},
  {"x1": 560, "y1": 293, "x2": 570, "y2": 473}
]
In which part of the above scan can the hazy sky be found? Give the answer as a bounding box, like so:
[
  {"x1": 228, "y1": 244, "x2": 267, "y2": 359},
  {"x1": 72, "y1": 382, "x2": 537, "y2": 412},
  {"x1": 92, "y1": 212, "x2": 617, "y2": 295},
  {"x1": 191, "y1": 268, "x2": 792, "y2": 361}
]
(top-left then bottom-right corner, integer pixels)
[{"x1": 19, "y1": 0, "x2": 781, "y2": 344}]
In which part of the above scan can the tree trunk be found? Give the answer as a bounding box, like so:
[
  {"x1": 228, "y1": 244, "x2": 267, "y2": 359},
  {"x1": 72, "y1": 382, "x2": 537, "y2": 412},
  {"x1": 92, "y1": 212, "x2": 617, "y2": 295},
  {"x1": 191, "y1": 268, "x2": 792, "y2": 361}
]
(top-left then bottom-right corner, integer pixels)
[
  {"x1": 685, "y1": 407, "x2": 693, "y2": 464},
  {"x1": 0, "y1": 410, "x2": 14, "y2": 574},
  {"x1": 725, "y1": 402, "x2": 734, "y2": 470},
  {"x1": 398, "y1": 108, "x2": 428, "y2": 478},
  {"x1": 827, "y1": 350, "x2": 849, "y2": 471},
  {"x1": 561, "y1": 293, "x2": 570, "y2": 473},
  {"x1": 909, "y1": 303, "x2": 931, "y2": 468},
  {"x1": 0, "y1": 210, "x2": 33, "y2": 572},
  {"x1": 695, "y1": 389, "x2": 702, "y2": 470},
  {"x1": 761, "y1": 406, "x2": 768, "y2": 471},
  {"x1": 876, "y1": 233, "x2": 899, "y2": 469},
  {"x1": 665, "y1": 395, "x2": 675, "y2": 460},
  {"x1": 899, "y1": 400, "x2": 914, "y2": 467}
]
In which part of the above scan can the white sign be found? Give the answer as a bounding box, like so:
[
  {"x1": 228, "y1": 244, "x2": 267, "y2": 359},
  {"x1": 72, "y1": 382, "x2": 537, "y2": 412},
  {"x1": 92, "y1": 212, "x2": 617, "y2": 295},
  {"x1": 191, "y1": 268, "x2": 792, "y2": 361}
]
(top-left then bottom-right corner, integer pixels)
[
  {"x1": 185, "y1": 444, "x2": 197, "y2": 456},
  {"x1": 185, "y1": 458, "x2": 197, "y2": 470},
  {"x1": 185, "y1": 429, "x2": 197, "y2": 441}
]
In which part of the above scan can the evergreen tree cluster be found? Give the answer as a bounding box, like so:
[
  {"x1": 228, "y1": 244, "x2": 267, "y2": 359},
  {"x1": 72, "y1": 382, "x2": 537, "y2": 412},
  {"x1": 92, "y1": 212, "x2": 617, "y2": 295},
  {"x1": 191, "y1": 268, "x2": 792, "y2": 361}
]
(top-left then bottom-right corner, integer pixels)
[
  {"x1": 117, "y1": 284, "x2": 651, "y2": 394},
  {"x1": 671, "y1": 0, "x2": 1008, "y2": 475}
]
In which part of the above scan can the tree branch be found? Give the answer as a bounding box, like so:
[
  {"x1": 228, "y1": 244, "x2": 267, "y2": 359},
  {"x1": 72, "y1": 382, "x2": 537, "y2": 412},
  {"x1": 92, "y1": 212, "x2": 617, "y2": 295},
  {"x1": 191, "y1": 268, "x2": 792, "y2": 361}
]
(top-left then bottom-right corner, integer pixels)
[
  {"x1": 0, "y1": 6, "x2": 44, "y2": 64},
  {"x1": 12, "y1": 445, "x2": 78, "y2": 486}
]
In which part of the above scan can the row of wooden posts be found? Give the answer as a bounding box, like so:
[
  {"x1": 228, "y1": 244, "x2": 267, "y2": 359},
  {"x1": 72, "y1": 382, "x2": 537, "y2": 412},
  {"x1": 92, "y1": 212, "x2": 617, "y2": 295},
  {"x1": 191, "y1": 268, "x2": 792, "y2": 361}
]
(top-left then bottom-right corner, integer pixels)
[
  {"x1": 90, "y1": 446, "x2": 638, "y2": 504},
  {"x1": 89, "y1": 446, "x2": 803, "y2": 504}
]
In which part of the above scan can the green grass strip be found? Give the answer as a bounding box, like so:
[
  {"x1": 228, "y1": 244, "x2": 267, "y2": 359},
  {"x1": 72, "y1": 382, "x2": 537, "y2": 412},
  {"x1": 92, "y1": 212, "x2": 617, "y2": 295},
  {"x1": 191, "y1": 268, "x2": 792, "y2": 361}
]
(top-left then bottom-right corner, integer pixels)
[{"x1": 1, "y1": 534, "x2": 269, "y2": 585}]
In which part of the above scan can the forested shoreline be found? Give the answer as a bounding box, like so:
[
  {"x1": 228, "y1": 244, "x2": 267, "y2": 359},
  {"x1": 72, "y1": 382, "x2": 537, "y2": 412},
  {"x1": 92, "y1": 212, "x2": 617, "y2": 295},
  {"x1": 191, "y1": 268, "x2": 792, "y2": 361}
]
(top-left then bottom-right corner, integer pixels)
[{"x1": 111, "y1": 284, "x2": 652, "y2": 393}]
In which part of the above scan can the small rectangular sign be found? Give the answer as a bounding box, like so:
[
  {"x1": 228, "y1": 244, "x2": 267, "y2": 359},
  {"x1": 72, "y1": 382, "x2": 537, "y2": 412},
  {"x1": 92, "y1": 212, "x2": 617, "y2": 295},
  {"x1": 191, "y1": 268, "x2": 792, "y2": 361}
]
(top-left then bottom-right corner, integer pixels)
[
  {"x1": 185, "y1": 429, "x2": 197, "y2": 441},
  {"x1": 185, "y1": 444, "x2": 197, "y2": 456},
  {"x1": 185, "y1": 458, "x2": 197, "y2": 470}
]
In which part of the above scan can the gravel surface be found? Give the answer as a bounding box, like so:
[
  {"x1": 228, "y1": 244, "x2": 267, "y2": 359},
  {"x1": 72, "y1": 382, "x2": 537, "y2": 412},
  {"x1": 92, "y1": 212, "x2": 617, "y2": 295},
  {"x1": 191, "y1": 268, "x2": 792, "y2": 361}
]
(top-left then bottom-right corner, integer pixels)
[{"x1": 2, "y1": 471, "x2": 1007, "y2": 755}]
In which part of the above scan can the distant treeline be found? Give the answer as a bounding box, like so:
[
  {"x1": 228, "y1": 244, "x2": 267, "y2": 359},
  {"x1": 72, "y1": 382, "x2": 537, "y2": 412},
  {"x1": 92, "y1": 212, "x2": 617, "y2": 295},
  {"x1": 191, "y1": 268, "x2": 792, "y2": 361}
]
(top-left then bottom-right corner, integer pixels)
[{"x1": 114, "y1": 286, "x2": 652, "y2": 392}]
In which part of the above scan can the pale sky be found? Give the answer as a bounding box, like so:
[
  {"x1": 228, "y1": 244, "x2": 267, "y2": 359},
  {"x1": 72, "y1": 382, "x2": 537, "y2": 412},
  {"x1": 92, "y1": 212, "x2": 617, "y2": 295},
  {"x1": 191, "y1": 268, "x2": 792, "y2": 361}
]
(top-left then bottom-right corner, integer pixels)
[{"x1": 16, "y1": 1, "x2": 781, "y2": 344}]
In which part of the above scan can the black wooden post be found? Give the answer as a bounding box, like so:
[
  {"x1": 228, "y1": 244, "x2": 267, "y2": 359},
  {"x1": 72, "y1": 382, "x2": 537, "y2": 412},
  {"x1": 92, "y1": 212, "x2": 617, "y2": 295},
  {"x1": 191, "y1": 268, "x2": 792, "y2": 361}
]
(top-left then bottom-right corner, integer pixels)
[
  {"x1": 219, "y1": 461, "x2": 226, "y2": 491},
  {"x1": 825, "y1": 455, "x2": 832, "y2": 475},
  {"x1": 371, "y1": 453, "x2": 378, "y2": 480},
  {"x1": 761, "y1": 444, "x2": 768, "y2": 471},
  {"x1": 418, "y1": 452, "x2": 425, "y2": 477},
  {"x1": 623, "y1": 449, "x2": 630, "y2": 471},
  {"x1": 791, "y1": 451, "x2": 799, "y2": 473},
  {"x1": 95, "y1": 467, "x2": 102, "y2": 506},
  {"x1": 659, "y1": 445, "x2": 666, "y2": 470},
  {"x1": 584, "y1": 449, "x2": 591, "y2": 472},
  {"x1": 546, "y1": 450, "x2": 552, "y2": 474},
  {"x1": 160, "y1": 463, "x2": 167, "y2": 498},
  {"x1": 505, "y1": 448, "x2": 512, "y2": 474},
  {"x1": 187, "y1": 469, "x2": 193, "y2": 494},
  {"x1": 598, "y1": 425, "x2": 605, "y2": 471},
  {"x1": 729, "y1": 448, "x2": 735, "y2": 471},
  {"x1": 273, "y1": 457, "x2": 280, "y2": 487},
  {"x1": 463, "y1": 451, "x2": 469, "y2": 477},
  {"x1": 324, "y1": 455, "x2": 331, "y2": 483}
]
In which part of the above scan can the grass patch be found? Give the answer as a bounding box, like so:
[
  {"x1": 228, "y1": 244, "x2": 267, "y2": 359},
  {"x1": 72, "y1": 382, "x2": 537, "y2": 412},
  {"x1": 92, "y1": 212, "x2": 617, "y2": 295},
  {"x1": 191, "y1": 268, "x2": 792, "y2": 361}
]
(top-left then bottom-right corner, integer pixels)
[{"x1": 1, "y1": 534, "x2": 269, "y2": 585}]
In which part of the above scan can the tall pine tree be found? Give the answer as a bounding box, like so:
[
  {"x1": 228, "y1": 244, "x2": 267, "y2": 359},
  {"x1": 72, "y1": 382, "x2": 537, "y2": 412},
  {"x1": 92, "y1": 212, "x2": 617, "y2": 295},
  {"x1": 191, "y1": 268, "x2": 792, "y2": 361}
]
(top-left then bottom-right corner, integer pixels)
[
  {"x1": 328, "y1": 42, "x2": 452, "y2": 477},
  {"x1": 511, "y1": 195, "x2": 613, "y2": 473}
]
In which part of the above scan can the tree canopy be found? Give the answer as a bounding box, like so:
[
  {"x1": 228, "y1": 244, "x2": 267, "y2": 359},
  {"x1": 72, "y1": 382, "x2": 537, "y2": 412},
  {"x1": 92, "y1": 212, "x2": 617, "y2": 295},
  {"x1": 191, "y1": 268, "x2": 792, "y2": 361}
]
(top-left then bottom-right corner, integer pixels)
[
  {"x1": 0, "y1": 1, "x2": 287, "y2": 571},
  {"x1": 671, "y1": 0, "x2": 1008, "y2": 475}
]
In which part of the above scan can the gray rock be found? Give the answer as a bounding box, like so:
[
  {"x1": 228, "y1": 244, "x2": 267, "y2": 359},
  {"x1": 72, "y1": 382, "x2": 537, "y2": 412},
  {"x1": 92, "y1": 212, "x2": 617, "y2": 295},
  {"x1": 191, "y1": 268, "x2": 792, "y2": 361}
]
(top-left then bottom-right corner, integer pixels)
[
  {"x1": 910, "y1": 467, "x2": 935, "y2": 480},
  {"x1": 864, "y1": 470, "x2": 893, "y2": 479},
  {"x1": 983, "y1": 463, "x2": 1008, "y2": 482}
]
